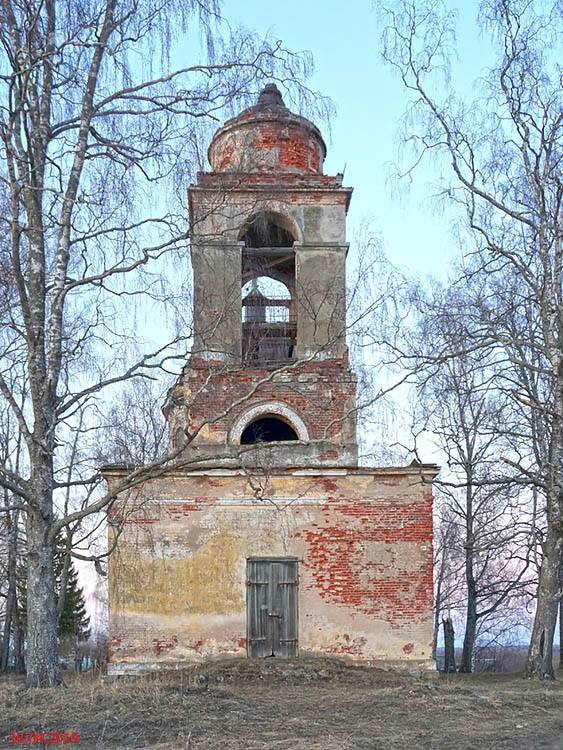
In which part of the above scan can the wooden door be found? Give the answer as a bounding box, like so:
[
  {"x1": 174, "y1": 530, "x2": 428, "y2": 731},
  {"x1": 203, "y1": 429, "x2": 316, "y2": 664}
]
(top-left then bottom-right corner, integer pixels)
[{"x1": 246, "y1": 557, "x2": 299, "y2": 658}]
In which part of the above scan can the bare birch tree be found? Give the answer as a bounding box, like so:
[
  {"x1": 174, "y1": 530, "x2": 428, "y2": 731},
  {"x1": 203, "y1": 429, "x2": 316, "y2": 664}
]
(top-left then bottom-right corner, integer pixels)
[
  {"x1": 412, "y1": 281, "x2": 531, "y2": 672},
  {"x1": 0, "y1": 0, "x2": 330, "y2": 687},
  {"x1": 378, "y1": 0, "x2": 563, "y2": 678}
]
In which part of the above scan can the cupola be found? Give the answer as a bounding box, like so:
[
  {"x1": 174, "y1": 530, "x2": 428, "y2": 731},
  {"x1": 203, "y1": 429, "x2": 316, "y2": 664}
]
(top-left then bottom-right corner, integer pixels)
[{"x1": 207, "y1": 84, "x2": 326, "y2": 174}]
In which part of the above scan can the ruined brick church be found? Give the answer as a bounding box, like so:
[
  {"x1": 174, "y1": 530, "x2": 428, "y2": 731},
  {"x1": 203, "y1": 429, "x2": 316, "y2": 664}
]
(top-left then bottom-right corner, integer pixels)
[{"x1": 103, "y1": 85, "x2": 437, "y2": 673}]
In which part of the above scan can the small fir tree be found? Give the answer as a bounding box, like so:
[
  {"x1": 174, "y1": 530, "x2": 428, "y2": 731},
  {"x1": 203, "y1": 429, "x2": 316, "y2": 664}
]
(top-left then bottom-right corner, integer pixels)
[
  {"x1": 18, "y1": 536, "x2": 90, "y2": 645},
  {"x1": 56, "y1": 552, "x2": 91, "y2": 643}
]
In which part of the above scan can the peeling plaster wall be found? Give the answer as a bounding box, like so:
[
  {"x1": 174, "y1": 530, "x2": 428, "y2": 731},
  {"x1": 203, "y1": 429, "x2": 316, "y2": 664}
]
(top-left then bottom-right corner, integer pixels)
[
  {"x1": 294, "y1": 246, "x2": 347, "y2": 359},
  {"x1": 105, "y1": 468, "x2": 435, "y2": 667}
]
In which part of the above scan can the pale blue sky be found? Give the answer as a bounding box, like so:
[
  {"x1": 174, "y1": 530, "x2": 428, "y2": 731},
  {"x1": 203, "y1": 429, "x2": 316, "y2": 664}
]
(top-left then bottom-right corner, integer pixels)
[{"x1": 218, "y1": 0, "x2": 492, "y2": 278}]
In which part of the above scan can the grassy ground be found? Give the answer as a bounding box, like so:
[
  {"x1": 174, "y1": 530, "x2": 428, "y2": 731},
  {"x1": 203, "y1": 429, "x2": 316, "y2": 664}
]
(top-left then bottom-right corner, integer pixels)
[{"x1": 2, "y1": 657, "x2": 563, "y2": 749}]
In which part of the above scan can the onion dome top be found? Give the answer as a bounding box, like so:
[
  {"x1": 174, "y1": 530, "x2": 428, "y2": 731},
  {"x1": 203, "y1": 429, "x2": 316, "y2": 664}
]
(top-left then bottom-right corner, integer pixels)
[{"x1": 207, "y1": 84, "x2": 327, "y2": 175}]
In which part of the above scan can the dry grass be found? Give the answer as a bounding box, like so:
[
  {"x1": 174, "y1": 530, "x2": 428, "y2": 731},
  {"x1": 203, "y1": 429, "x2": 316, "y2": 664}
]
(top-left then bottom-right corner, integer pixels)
[{"x1": 2, "y1": 657, "x2": 563, "y2": 749}]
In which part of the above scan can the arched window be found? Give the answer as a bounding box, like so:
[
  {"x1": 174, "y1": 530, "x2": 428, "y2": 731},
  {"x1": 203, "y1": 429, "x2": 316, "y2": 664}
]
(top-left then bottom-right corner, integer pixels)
[
  {"x1": 228, "y1": 402, "x2": 309, "y2": 445},
  {"x1": 241, "y1": 416, "x2": 298, "y2": 444}
]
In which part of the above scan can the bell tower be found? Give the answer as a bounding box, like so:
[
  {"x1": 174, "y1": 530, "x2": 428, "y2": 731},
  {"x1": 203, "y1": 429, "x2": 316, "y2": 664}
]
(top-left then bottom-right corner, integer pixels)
[
  {"x1": 105, "y1": 86, "x2": 437, "y2": 673},
  {"x1": 166, "y1": 84, "x2": 358, "y2": 466}
]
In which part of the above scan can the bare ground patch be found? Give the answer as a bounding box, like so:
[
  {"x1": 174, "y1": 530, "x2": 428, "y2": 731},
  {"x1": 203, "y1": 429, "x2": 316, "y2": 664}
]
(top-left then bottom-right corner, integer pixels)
[{"x1": 1, "y1": 658, "x2": 563, "y2": 749}]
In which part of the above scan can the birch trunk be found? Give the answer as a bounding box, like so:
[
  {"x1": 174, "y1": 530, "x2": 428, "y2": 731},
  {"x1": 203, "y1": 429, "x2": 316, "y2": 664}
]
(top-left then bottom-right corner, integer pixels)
[
  {"x1": 526, "y1": 526, "x2": 563, "y2": 679},
  {"x1": 460, "y1": 482, "x2": 476, "y2": 673},
  {"x1": 460, "y1": 590, "x2": 477, "y2": 673},
  {"x1": 526, "y1": 373, "x2": 563, "y2": 678},
  {"x1": 25, "y1": 455, "x2": 61, "y2": 687},
  {"x1": 1, "y1": 505, "x2": 18, "y2": 671},
  {"x1": 1, "y1": 574, "x2": 14, "y2": 672}
]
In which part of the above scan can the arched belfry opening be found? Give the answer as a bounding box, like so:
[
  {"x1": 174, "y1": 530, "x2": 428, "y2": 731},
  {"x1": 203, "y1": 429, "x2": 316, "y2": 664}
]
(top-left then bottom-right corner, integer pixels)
[
  {"x1": 240, "y1": 212, "x2": 296, "y2": 364},
  {"x1": 240, "y1": 211, "x2": 296, "y2": 249},
  {"x1": 240, "y1": 416, "x2": 299, "y2": 444}
]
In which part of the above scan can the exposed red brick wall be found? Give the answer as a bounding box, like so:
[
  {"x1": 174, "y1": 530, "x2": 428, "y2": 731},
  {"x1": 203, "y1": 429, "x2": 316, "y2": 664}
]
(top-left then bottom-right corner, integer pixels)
[
  {"x1": 209, "y1": 109, "x2": 326, "y2": 175},
  {"x1": 181, "y1": 357, "x2": 356, "y2": 444},
  {"x1": 213, "y1": 123, "x2": 323, "y2": 174},
  {"x1": 104, "y1": 469, "x2": 436, "y2": 668},
  {"x1": 295, "y1": 495, "x2": 434, "y2": 623}
]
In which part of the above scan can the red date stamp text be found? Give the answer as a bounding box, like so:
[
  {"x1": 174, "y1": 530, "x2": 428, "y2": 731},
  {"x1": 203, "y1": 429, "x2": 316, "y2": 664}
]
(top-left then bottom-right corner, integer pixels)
[{"x1": 8, "y1": 733, "x2": 78, "y2": 744}]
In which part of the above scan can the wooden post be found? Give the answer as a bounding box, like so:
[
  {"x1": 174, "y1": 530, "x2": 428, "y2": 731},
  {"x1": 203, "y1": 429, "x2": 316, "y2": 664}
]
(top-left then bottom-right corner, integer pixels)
[{"x1": 443, "y1": 617, "x2": 456, "y2": 673}]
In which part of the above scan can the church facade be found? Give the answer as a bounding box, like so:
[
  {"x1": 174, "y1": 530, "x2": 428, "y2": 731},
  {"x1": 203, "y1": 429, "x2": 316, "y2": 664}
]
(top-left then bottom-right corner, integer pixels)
[{"x1": 103, "y1": 85, "x2": 437, "y2": 673}]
